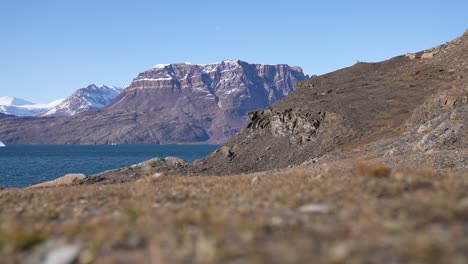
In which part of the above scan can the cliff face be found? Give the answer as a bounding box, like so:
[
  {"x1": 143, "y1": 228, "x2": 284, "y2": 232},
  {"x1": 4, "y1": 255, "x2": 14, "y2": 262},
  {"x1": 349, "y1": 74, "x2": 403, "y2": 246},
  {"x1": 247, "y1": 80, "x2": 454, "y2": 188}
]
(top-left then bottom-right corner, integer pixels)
[
  {"x1": 114, "y1": 60, "x2": 302, "y2": 112},
  {"x1": 0, "y1": 60, "x2": 305, "y2": 144},
  {"x1": 105, "y1": 60, "x2": 306, "y2": 142}
]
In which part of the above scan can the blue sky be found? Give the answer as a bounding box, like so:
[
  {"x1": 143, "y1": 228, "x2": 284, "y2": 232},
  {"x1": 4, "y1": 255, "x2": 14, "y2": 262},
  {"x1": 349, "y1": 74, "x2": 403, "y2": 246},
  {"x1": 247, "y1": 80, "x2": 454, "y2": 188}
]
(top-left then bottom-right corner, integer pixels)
[{"x1": 1, "y1": 0, "x2": 467, "y2": 102}]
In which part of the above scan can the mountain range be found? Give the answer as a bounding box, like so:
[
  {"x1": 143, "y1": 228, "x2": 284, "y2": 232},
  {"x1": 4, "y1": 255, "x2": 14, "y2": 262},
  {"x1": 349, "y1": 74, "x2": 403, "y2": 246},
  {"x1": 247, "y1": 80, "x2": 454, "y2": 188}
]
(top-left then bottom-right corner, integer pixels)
[
  {"x1": 38, "y1": 84, "x2": 122, "y2": 117},
  {"x1": 0, "y1": 84, "x2": 122, "y2": 117},
  {"x1": 0, "y1": 96, "x2": 64, "y2": 117},
  {"x1": 0, "y1": 60, "x2": 306, "y2": 144}
]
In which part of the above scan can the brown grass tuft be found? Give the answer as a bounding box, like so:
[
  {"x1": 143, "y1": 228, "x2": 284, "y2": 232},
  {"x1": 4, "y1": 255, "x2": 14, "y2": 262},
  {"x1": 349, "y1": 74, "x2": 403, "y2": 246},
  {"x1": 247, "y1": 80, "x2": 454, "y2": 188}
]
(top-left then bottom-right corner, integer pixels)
[
  {"x1": 0, "y1": 228, "x2": 46, "y2": 252},
  {"x1": 354, "y1": 162, "x2": 392, "y2": 178}
]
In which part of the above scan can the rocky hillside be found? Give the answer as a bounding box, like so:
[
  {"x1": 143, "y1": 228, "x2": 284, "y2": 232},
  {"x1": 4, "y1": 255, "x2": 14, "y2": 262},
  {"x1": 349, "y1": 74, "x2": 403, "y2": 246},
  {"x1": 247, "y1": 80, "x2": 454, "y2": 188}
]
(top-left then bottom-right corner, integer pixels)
[
  {"x1": 192, "y1": 32, "x2": 468, "y2": 174},
  {"x1": 194, "y1": 31, "x2": 468, "y2": 175},
  {"x1": 0, "y1": 60, "x2": 305, "y2": 144},
  {"x1": 84, "y1": 30, "x2": 468, "y2": 183},
  {"x1": 39, "y1": 84, "x2": 122, "y2": 117}
]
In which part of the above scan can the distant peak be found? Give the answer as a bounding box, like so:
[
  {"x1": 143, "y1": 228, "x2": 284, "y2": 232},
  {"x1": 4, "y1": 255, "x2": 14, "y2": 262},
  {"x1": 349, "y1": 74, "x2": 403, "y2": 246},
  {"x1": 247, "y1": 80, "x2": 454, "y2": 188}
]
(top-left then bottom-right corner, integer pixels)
[
  {"x1": 202, "y1": 59, "x2": 241, "y2": 65},
  {"x1": 152, "y1": 64, "x2": 170, "y2": 69},
  {"x1": 151, "y1": 60, "x2": 242, "y2": 69},
  {"x1": 146, "y1": 59, "x2": 304, "y2": 74},
  {"x1": 0, "y1": 96, "x2": 34, "y2": 106},
  {"x1": 84, "y1": 84, "x2": 122, "y2": 91},
  {"x1": 0, "y1": 96, "x2": 14, "y2": 105},
  {"x1": 222, "y1": 59, "x2": 241, "y2": 63}
]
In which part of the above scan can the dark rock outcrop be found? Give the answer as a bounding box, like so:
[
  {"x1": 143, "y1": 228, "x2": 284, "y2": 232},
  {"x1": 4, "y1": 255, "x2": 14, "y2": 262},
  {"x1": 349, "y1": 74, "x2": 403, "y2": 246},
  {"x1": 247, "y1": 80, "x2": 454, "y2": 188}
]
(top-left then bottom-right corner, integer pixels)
[
  {"x1": 80, "y1": 157, "x2": 189, "y2": 185},
  {"x1": 246, "y1": 109, "x2": 325, "y2": 144},
  {"x1": 0, "y1": 60, "x2": 305, "y2": 144}
]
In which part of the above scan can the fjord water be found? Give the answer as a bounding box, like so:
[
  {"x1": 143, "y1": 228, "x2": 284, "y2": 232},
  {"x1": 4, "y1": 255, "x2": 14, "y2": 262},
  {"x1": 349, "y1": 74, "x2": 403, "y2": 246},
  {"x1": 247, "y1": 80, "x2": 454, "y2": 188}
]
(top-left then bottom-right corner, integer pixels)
[{"x1": 0, "y1": 145, "x2": 218, "y2": 188}]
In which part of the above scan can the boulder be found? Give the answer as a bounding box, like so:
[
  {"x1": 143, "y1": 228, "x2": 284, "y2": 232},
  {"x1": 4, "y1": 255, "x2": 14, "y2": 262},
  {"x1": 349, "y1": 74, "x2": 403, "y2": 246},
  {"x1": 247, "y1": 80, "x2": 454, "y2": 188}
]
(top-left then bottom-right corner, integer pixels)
[{"x1": 28, "y1": 174, "x2": 86, "y2": 188}]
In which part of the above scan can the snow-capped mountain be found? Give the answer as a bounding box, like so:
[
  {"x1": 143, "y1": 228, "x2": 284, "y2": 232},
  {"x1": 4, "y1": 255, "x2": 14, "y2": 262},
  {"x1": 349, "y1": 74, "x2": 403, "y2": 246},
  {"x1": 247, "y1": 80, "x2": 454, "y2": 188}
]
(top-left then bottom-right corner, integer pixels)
[
  {"x1": 0, "y1": 96, "x2": 64, "y2": 117},
  {"x1": 0, "y1": 97, "x2": 34, "y2": 106},
  {"x1": 39, "y1": 84, "x2": 122, "y2": 117}
]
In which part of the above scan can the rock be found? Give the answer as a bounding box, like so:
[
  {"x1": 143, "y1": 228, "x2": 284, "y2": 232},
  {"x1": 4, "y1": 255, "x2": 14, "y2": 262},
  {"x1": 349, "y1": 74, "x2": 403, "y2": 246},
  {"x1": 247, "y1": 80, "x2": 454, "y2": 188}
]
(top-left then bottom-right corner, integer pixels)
[
  {"x1": 43, "y1": 245, "x2": 80, "y2": 264},
  {"x1": 137, "y1": 157, "x2": 188, "y2": 169},
  {"x1": 301, "y1": 157, "x2": 319, "y2": 165},
  {"x1": 161, "y1": 157, "x2": 187, "y2": 165},
  {"x1": 414, "y1": 105, "x2": 467, "y2": 151},
  {"x1": 405, "y1": 53, "x2": 417, "y2": 59},
  {"x1": 28, "y1": 174, "x2": 86, "y2": 189},
  {"x1": 384, "y1": 147, "x2": 401, "y2": 157},
  {"x1": 82, "y1": 157, "x2": 188, "y2": 184},
  {"x1": 328, "y1": 242, "x2": 351, "y2": 262},
  {"x1": 421, "y1": 52, "x2": 435, "y2": 59},
  {"x1": 298, "y1": 204, "x2": 330, "y2": 213},
  {"x1": 220, "y1": 146, "x2": 234, "y2": 158},
  {"x1": 251, "y1": 176, "x2": 262, "y2": 185},
  {"x1": 24, "y1": 242, "x2": 81, "y2": 264},
  {"x1": 247, "y1": 109, "x2": 325, "y2": 144}
]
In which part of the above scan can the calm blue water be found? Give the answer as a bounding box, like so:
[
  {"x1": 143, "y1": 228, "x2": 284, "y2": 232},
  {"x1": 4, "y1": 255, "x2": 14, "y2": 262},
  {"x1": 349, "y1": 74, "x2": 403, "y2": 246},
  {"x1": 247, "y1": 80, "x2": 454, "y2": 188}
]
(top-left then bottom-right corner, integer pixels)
[{"x1": 0, "y1": 145, "x2": 218, "y2": 188}]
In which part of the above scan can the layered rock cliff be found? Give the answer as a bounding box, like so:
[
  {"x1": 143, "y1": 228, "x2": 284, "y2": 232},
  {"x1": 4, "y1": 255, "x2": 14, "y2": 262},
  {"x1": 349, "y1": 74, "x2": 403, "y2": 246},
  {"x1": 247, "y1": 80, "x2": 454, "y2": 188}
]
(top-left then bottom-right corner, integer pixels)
[
  {"x1": 104, "y1": 60, "x2": 305, "y2": 142},
  {"x1": 0, "y1": 60, "x2": 306, "y2": 144}
]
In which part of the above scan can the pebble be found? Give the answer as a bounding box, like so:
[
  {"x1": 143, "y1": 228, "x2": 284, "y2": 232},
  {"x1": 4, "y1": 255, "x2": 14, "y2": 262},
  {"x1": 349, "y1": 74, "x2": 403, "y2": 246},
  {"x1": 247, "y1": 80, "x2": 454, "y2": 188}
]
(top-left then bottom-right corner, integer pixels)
[
  {"x1": 43, "y1": 245, "x2": 81, "y2": 264},
  {"x1": 251, "y1": 176, "x2": 262, "y2": 185},
  {"x1": 329, "y1": 242, "x2": 350, "y2": 262},
  {"x1": 24, "y1": 242, "x2": 81, "y2": 264},
  {"x1": 298, "y1": 204, "x2": 330, "y2": 213}
]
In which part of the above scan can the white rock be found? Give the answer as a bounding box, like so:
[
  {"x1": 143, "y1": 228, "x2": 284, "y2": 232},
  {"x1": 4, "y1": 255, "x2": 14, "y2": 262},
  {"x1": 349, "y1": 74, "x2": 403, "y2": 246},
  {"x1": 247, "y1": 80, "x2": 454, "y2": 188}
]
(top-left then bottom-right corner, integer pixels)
[
  {"x1": 298, "y1": 204, "x2": 330, "y2": 213},
  {"x1": 43, "y1": 244, "x2": 81, "y2": 264},
  {"x1": 421, "y1": 52, "x2": 435, "y2": 59},
  {"x1": 251, "y1": 176, "x2": 262, "y2": 184}
]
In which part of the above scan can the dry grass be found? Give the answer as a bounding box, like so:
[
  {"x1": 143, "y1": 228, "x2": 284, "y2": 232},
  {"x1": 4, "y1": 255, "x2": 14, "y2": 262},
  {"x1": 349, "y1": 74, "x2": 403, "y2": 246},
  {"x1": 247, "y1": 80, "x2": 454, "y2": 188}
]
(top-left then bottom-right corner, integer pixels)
[
  {"x1": 354, "y1": 162, "x2": 392, "y2": 178},
  {"x1": 0, "y1": 166, "x2": 467, "y2": 263}
]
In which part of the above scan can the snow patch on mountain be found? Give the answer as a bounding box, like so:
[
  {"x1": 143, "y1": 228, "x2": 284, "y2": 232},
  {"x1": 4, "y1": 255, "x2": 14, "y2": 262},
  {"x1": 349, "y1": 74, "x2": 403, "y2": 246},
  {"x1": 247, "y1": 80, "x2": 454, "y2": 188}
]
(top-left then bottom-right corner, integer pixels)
[
  {"x1": 39, "y1": 84, "x2": 122, "y2": 117},
  {"x1": 0, "y1": 96, "x2": 34, "y2": 106},
  {"x1": 0, "y1": 96, "x2": 65, "y2": 116}
]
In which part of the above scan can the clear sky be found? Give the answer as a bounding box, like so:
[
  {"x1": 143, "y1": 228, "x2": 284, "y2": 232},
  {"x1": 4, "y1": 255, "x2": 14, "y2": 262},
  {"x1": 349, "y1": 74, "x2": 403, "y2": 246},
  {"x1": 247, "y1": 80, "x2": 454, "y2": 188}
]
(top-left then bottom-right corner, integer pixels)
[{"x1": 1, "y1": 0, "x2": 468, "y2": 102}]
